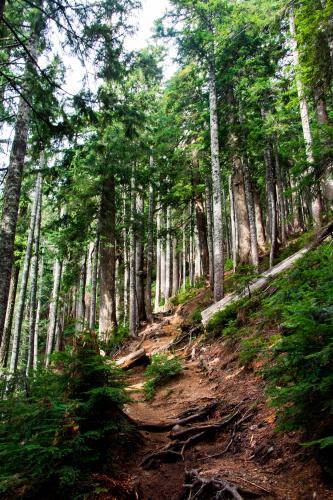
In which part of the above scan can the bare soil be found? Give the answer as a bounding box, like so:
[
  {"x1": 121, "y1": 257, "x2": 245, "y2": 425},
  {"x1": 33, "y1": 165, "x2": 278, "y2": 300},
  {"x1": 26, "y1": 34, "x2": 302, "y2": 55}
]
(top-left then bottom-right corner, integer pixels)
[{"x1": 104, "y1": 291, "x2": 333, "y2": 500}]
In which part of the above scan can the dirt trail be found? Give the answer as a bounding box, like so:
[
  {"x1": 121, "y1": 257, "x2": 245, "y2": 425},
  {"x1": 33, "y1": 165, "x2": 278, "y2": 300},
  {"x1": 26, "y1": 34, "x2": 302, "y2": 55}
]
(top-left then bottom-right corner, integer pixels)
[{"x1": 113, "y1": 297, "x2": 333, "y2": 500}]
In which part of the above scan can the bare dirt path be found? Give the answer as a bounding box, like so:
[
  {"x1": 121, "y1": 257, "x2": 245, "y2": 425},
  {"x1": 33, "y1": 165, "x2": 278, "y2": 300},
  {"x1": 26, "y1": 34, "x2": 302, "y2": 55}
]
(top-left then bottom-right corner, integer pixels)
[{"x1": 112, "y1": 297, "x2": 333, "y2": 500}]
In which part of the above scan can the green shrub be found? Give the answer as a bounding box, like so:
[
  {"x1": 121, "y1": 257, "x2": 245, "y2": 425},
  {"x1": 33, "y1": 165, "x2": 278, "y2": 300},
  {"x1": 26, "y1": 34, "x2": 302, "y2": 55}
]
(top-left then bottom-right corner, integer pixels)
[
  {"x1": 225, "y1": 258, "x2": 234, "y2": 272},
  {"x1": 170, "y1": 286, "x2": 199, "y2": 306},
  {"x1": 262, "y1": 245, "x2": 333, "y2": 459},
  {"x1": 103, "y1": 324, "x2": 129, "y2": 354},
  {"x1": 189, "y1": 307, "x2": 202, "y2": 324},
  {"x1": 0, "y1": 333, "x2": 130, "y2": 498},
  {"x1": 143, "y1": 354, "x2": 183, "y2": 400}
]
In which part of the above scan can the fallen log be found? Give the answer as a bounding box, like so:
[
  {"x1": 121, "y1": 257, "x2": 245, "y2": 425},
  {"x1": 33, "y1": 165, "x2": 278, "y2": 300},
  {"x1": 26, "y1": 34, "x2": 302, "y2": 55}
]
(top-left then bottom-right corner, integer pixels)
[
  {"x1": 202, "y1": 219, "x2": 333, "y2": 325},
  {"x1": 115, "y1": 348, "x2": 149, "y2": 370}
]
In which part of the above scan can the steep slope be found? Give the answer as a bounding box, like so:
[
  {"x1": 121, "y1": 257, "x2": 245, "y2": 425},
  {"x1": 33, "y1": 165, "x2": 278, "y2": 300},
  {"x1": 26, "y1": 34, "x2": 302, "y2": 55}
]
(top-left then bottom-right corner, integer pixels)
[{"x1": 110, "y1": 286, "x2": 333, "y2": 500}]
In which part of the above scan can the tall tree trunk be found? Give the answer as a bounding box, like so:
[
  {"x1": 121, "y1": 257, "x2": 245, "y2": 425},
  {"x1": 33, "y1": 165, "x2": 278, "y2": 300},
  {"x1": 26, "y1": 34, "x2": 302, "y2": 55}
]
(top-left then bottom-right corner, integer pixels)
[
  {"x1": 76, "y1": 256, "x2": 87, "y2": 332},
  {"x1": 274, "y1": 145, "x2": 288, "y2": 244},
  {"x1": 145, "y1": 183, "x2": 154, "y2": 323},
  {"x1": 209, "y1": 63, "x2": 224, "y2": 301},
  {"x1": 172, "y1": 237, "x2": 179, "y2": 296},
  {"x1": 254, "y1": 190, "x2": 266, "y2": 253},
  {"x1": 0, "y1": 264, "x2": 19, "y2": 368},
  {"x1": 192, "y1": 150, "x2": 210, "y2": 277},
  {"x1": 129, "y1": 172, "x2": 137, "y2": 337},
  {"x1": 0, "y1": 10, "x2": 41, "y2": 343},
  {"x1": 0, "y1": 96, "x2": 29, "y2": 345},
  {"x1": 99, "y1": 175, "x2": 117, "y2": 339},
  {"x1": 84, "y1": 241, "x2": 94, "y2": 325},
  {"x1": 89, "y1": 238, "x2": 99, "y2": 330},
  {"x1": 135, "y1": 193, "x2": 146, "y2": 321},
  {"x1": 264, "y1": 143, "x2": 278, "y2": 268},
  {"x1": 165, "y1": 206, "x2": 172, "y2": 300},
  {"x1": 9, "y1": 173, "x2": 41, "y2": 372},
  {"x1": 45, "y1": 249, "x2": 63, "y2": 366},
  {"x1": 205, "y1": 175, "x2": 214, "y2": 288},
  {"x1": 289, "y1": 9, "x2": 322, "y2": 225},
  {"x1": 182, "y1": 228, "x2": 187, "y2": 289},
  {"x1": 154, "y1": 200, "x2": 161, "y2": 312},
  {"x1": 33, "y1": 257, "x2": 43, "y2": 370},
  {"x1": 232, "y1": 157, "x2": 251, "y2": 264},
  {"x1": 242, "y1": 156, "x2": 259, "y2": 270},
  {"x1": 122, "y1": 192, "x2": 129, "y2": 324},
  {"x1": 26, "y1": 173, "x2": 43, "y2": 372},
  {"x1": 229, "y1": 175, "x2": 237, "y2": 272}
]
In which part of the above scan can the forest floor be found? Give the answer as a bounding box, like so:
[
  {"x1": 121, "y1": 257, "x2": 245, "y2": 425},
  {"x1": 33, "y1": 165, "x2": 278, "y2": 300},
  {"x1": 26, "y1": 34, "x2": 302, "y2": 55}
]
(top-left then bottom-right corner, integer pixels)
[{"x1": 108, "y1": 290, "x2": 333, "y2": 500}]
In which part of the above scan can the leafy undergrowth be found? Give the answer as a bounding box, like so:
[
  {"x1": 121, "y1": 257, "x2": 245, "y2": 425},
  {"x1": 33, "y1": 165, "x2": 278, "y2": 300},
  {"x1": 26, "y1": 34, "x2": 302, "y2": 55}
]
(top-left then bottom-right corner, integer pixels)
[
  {"x1": 0, "y1": 333, "x2": 134, "y2": 499},
  {"x1": 144, "y1": 354, "x2": 183, "y2": 400},
  {"x1": 170, "y1": 278, "x2": 206, "y2": 306},
  {"x1": 206, "y1": 243, "x2": 333, "y2": 475}
]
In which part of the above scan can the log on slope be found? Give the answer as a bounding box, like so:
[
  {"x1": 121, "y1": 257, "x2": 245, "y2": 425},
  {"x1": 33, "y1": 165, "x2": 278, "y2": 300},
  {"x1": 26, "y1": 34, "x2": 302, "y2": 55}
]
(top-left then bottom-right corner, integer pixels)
[{"x1": 202, "y1": 221, "x2": 333, "y2": 326}]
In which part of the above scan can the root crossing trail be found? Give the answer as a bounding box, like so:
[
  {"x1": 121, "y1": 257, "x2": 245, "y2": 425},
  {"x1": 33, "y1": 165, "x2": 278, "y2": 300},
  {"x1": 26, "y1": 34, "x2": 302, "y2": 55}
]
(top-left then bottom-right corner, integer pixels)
[{"x1": 112, "y1": 297, "x2": 333, "y2": 500}]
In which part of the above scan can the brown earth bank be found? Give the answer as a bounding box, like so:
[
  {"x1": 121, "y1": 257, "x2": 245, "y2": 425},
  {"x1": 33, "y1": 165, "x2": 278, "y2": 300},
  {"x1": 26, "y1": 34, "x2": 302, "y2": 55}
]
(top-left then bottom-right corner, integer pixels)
[{"x1": 94, "y1": 291, "x2": 333, "y2": 500}]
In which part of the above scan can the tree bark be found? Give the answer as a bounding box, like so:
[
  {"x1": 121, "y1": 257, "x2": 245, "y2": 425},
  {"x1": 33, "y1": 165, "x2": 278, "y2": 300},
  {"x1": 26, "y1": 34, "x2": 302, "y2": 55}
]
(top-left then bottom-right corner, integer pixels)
[
  {"x1": 10, "y1": 173, "x2": 41, "y2": 372},
  {"x1": 182, "y1": 228, "x2": 187, "y2": 289},
  {"x1": 232, "y1": 157, "x2": 251, "y2": 264},
  {"x1": 254, "y1": 190, "x2": 266, "y2": 253},
  {"x1": 205, "y1": 174, "x2": 214, "y2": 288},
  {"x1": 154, "y1": 198, "x2": 161, "y2": 312},
  {"x1": 229, "y1": 175, "x2": 237, "y2": 272},
  {"x1": 209, "y1": 63, "x2": 224, "y2": 301},
  {"x1": 242, "y1": 156, "x2": 259, "y2": 270},
  {"x1": 192, "y1": 150, "x2": 210, "y2": 277},
  {"x1": 0, "y1": 264, "x2": 19, "y2": 368},
  {"x1": 145, "y1": 183, "x2": 154, "y2": 323},
  {"x1": 26, "y1": 173, "x2": 43, "y2": 372},
  {"x1": 76, "y1": 256, "x2": 87, "y2": 332},
  {"x1": 172, "y1": 237, "x2": 179, "y2": 296},
  {"x1": 135, "y1": 193, "x2": 146, "y2": 321},
  {"x1": 99, "y1": 175, "x2": 117, "y2": 339},
  {"x1": 33, "y1": 257, "x2": 43, "y2": 370},
  {"x1": 45, "y1": 242, "x2": 63, "y2": 367},
  {"x1": 129, "y1": 171, "x2": 137, "y2": 337},
  {"x1": 264, "y1": 142, "x2": 278, "y2": 269},
  {"x1": 165, "y1": 205, "x2": 172, "y2": 300},
  {"x1": 89, "y1": 238, "x2": 99, "y2": 330},
  {"x1": 0, "y1": 96, "x2": 29, "y2": 345}
]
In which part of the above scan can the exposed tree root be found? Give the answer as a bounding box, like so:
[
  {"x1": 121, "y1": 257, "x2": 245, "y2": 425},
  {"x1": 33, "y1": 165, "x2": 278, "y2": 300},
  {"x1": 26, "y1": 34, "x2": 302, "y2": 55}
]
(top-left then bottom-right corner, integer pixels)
[
  {"x1": 140, "y1": 407, "x2": 244, "y2": 470},
  {"x1": 170, "y1": 408, "x2": 241, "y2": 441},
  {"x1": 137, "y1": 400, "x2": 220, "y2": 432},
  {"x1": 181, "y1": 469, "x2": 244, "y2": 500}
]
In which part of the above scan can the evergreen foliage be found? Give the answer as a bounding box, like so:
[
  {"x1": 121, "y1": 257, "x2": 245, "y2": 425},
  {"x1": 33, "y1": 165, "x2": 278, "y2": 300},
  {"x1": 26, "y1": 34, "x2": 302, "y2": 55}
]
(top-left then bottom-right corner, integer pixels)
[
  {"x1": 144, "y1": 354, "x2": 183, "y2": 400},
  {"x1": 0, "y1": 333, "x2": 130, "y2": 498}
]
